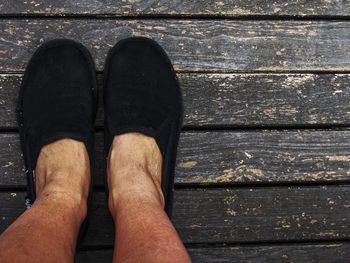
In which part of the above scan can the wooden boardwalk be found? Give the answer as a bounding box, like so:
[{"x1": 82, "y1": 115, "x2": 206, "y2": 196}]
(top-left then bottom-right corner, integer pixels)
[{"x1": 1, "y1": 1, "x2": 350, "y2": 262}]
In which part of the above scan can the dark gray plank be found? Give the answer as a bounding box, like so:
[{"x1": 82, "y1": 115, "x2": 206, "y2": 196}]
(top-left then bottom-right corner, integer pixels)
[
  {"x1": 1, "y1": 0, "x2": 350, "y2": 17},
  {"x1": 1, "y1": 74, "x2": 350, "y2": 129},
  {"x1": 1, "y1": 20, "x2": 350, "y2": 72},
  {"x1": 1, "y1": 130, "x2": 350, "y2": 187},
  {"x1": 1, "y1": 186, "x2": 349, "y2": 245},
  {"x1": 171, "y1": 186, "x2": 350, "y2": 244},
  {"x1": 176, "y1": 130, "x2": 350, "y2": 184},
  {"x1": 187, "y1": 243, "x2": 350, "y2": 263},
  {"x1": 75, "y1": 243, "x2": 350, "y2": 263}
]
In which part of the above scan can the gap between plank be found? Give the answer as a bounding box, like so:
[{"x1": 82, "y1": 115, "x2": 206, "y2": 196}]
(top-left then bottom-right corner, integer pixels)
[{"x1": 0, "y1": 14, "x2": 350, "y2": 21}]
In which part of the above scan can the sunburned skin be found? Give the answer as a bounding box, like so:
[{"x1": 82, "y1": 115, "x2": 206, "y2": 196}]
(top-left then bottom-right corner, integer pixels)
[
  {"x1": 0, "y1": 139, "x2": 90, "y2": 263},
  {"x1": 108, "y1": 133, "x2": 191, "y2": 263},
  {"x1": 0, "y1": 134, "x2": 191, "y2": 263},
  {"x1": 107, "y1": 132, "x2": 165, "y2": 212}
]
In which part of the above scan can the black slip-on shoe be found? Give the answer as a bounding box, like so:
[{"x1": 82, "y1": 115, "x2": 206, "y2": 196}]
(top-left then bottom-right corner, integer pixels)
[
  {"x1": 103, "y1": 37, "x2": 183, "y2": 217},
  {"x1": 17, "y1": 39, "x2": 98, "y2": 244}
]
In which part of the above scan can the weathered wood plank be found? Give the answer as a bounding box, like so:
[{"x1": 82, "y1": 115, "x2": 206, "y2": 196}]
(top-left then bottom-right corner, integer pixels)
[
  {"x1": 171, "y1": 186, "x2": 350, "y2": 244},
  {"x1": 1, "y1": 186, "x2": 349, "y2": 244},
  {"x1": 1, "y1": 74, "x2": 350, "y2": 129},
  {"x1": 187, "y1": 243, "x2": 350, "y2": 263},
  {"x1": 1, "y1": 20, "x2": 350, "y2": 72},
  {"x1": 1, "y1": 130, "x2": 350, "y2": 187},
  {"x1": 75, "y1": 243, "x2": 350, "y2": 263},
  {"x1": 176, "y1": 130, "x2": 350, "y2": 184},
  {"x1": 1, "y1": 0, "x2": 350, "y2": 17}
]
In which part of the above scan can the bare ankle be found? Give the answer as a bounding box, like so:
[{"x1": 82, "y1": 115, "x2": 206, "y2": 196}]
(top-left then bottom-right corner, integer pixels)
[
  {"x1": 34, "y1": 139, "x2": 90, "y2": 220},
  {"x1": 107, "y1": 133, "x2": 164, "y2": 215},
  {"x1": 35, "y1": 187, "x2": 88, "y2": 223},
  {"x1": 108, "y1": 169, "x2": 164, "y2": 215}
]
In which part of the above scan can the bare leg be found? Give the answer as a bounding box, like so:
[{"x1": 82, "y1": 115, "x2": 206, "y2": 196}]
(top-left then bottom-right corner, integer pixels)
[
  {"x1": 0, "y1": 139, "x2": 90, "y2": 263},
  {"x1": 108, "y1": 133, "x2": 191, "y2": 263}
]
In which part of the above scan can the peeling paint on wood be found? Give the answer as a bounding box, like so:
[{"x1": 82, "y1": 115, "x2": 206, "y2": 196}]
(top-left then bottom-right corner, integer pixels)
[
  {"x1": 75, "y1": 243, "x2": 350, "y2": 263},
  {"x1": 187, "y1": 242, "x2": 350, "y2": 263},
  {"x1": 1, "y1": 4, "x2": 350, "y2": 260},
  {"x1": 0, "y1": 20, "x2": 350, "y2": 72},
  {"x1": 178, "y1": 160, "x2": 197, "y2": 169},
  {"x1": 1, "y1": 73, "x2": 350, "y2": 128},
  {"x1": 1, "y1": 1, "x2": 350, "y2": 17},
  {"x1": 1, "y1": 130, "x2": 350, "y2": 187},
  {"x1": 1, "y1": 187, "x2": 349, "y2": 245}
]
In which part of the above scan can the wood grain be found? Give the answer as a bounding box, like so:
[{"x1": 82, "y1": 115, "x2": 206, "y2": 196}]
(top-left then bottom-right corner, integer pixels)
[
  {"x1": 1, "y1": 186, "x2": 349, "y2": 245},
  {"x1": 187, "y1": 243, "x2": 350, "y2": 263},
  {"x1": 75, "y1": 243, "x2": 350, "y2": 263},
  {"x1": 176, "y1": 130, "x2": 350, "y2": 184},
  {"x1": 1, "y1": 0, "x2": 350, "y2": 17},
  {"x1": 1, "y1": 130, "x2": 350, "y2": 187},
  {"x1": 1, "y1": 2, "x2": 349, "y2": 261},
  {"x1": 1, "y1": 20, "x2": 350, "y2": 72},
  {"x1": 1, "y1": 73, "x2": 350, "y2": 129}
]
